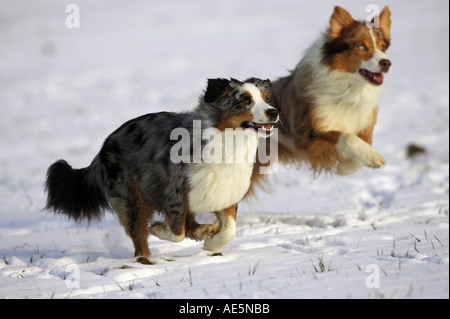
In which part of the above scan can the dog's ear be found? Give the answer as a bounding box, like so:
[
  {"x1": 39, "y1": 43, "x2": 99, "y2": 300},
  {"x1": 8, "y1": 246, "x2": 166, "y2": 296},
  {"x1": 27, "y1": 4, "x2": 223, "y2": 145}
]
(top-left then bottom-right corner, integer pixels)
[
  {"x1": 379, "y1": 6, "x2": 391, "y2": 42},
  {"x1": 204, "y1": 78, "x2": 232, "y2": 103},
  {"x1": 261, "y1": 79, "x2": 272, "y2": 91},
  {"x1": 329, "y1": 6, "x2": 354, "y2": 39}
]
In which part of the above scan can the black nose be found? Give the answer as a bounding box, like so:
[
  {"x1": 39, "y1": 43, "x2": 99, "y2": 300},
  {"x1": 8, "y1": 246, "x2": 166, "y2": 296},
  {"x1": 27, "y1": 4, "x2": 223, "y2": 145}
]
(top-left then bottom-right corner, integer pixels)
[
  {"x1": 265, "y1": 108, "x2": 279, "y2": 121},
  {"x1": 379, "y1": 59, "x2": 392, "y2": 72}
]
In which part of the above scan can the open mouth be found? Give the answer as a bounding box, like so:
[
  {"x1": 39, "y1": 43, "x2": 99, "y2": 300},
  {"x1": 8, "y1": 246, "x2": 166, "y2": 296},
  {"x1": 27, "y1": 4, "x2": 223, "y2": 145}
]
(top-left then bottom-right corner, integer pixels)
[
  {"x1": 242, "y1": 121, "x2": 275, "y2": 132},
  {"x1": 242, "y1": 121, "x2": 276, "y2": 137},
  {"x1": 359, "y1": 69, "x2": 384, "y2": 86}
]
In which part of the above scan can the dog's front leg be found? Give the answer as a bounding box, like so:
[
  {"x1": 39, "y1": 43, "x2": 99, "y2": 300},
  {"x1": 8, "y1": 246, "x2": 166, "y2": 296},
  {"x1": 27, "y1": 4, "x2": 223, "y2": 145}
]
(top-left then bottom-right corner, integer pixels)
[
  {"x1": 203, "y1": 204, "x2": 237, "y2": 252},
  {"x1": 336, "y1": 132, "x2": 385, "y2": 172}
]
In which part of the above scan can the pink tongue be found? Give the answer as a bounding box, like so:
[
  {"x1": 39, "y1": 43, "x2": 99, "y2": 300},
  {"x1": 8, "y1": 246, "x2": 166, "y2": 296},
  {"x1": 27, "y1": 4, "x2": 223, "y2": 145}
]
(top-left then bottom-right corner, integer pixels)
[
  {"x1": 370, "y1": 72, "x2": 383, "y2": 84},
  {"x1": 256, "y1": 123, "x2": 273, "y2": 130},
  {"x1": 363, "y1": 70, "x2": 384, "y2": 85}
]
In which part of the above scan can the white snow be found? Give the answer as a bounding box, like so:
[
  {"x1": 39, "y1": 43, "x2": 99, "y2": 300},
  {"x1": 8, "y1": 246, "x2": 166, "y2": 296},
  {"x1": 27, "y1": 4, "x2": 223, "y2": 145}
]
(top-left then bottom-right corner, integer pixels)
[{"x1": 0, "y1": 0, "x2": 448, "y2": 299}]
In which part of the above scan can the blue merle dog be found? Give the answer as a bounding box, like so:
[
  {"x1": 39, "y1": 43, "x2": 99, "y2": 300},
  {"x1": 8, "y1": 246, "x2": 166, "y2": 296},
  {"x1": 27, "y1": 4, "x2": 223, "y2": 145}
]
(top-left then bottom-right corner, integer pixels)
[{"x1": 45, "y1": 78, "x2": 279, "y2": 264}]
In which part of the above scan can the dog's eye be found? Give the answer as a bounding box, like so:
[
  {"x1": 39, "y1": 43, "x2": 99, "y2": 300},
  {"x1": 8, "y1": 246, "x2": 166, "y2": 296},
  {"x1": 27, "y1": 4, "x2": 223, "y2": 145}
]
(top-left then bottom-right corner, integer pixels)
[
  {"x1": 380, "y1": 45, "x2": 386, "y2": 52},
  {"x1": 243, "y1": 96, "x2": 252, "y2": 105},
  {"x1": 265, "y1": 93, "x2": 272, "y2": 102},
  {"x1": 358, "y1": 45, "x2": 367, "y2": 51}
]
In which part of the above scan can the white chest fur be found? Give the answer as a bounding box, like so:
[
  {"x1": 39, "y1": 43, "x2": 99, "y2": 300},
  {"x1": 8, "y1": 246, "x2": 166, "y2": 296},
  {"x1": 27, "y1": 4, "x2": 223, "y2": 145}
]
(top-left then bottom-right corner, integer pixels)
[
  {"x1": 313, "y1": 70, "x2": 381, "y2": 134},
  {"x1": 187, "y1": 130, "x2": 258, "y2": 214}
]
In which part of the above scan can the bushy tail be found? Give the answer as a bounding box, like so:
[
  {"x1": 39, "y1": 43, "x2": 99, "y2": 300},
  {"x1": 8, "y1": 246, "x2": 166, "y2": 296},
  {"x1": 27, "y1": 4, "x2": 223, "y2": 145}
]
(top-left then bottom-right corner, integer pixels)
[{"x1": 45, "y1": 159, "x2": 110, "y2": 223}]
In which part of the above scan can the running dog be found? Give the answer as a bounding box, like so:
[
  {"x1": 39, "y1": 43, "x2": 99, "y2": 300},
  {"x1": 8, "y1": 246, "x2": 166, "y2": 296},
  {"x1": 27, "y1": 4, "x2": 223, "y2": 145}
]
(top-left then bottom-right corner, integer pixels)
[
  {"x1": 252, "y1": 6, "x2": 392, "y2": 189},
  {"x1": 45, "y1": 78, "x2": 279, "y2": 264}
]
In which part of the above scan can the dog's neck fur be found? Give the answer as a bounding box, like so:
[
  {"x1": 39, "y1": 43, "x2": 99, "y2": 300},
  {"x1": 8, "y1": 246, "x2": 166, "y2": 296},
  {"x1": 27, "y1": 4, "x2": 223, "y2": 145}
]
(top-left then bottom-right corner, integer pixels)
[{"x1": 193, "y1": 98, "x2": 225, "y2": 130}]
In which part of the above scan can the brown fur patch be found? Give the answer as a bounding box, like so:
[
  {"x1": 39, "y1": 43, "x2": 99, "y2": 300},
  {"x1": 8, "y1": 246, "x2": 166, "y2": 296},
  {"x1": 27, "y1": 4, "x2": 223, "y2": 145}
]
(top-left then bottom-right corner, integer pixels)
[
  {"x1": 217, "y1": 110, "x2": 253, "y2": 131},
  {"x1": 262, "y1": 91, "x2": 271, "y2": 102},
  {"x1": 127, "y1": 182, "x2": 155, "y2": 258},
  {"x1": 324, "y1": 25, "x2": 377, "y2": 73},
  {"x1": 185, "y1": 211, "x2": 202, "y2": 239},
  {"x1": 225, "y1": 204, "x2": 237, "y2": 221},
  {"x1": 302, "y1": 131, "x2": 342, "y2": 172}
]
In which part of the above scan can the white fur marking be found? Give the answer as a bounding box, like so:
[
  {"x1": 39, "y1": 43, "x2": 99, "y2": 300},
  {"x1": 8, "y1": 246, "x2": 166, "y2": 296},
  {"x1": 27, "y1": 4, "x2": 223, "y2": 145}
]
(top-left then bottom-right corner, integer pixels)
[
  {"x1": 361, "y1": 29, "x2": 389, "y2": 73},
  {"x1": 241, "y1": 83, "x2": 274, "y2": 124}
]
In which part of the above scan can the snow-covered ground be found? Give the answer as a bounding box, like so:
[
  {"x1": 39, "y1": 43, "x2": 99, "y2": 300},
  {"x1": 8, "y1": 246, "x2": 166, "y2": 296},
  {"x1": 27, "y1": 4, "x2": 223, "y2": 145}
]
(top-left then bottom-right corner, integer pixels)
[{"x1": 0, "y1": 0, "x2": 448, "y2": 299}]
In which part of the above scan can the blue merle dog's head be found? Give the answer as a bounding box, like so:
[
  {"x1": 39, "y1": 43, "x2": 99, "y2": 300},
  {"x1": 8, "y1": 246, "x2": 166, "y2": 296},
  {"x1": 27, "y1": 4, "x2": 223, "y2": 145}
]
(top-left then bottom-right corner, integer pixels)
[{"x1": 196, "y1": 78, "x2": 279, "y2": 137}]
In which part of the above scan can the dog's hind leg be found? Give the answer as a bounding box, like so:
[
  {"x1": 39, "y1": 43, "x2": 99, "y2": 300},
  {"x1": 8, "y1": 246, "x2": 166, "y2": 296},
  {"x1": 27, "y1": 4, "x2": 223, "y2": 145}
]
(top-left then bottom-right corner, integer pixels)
[
  {"x1": 203, "y1": 204, "x2": 237, "y2": 252},
  {"x1": 149, "y1": 206, "x2": 187, "y2": 243},
  {"x1": 109, "y1": 184, "x2": 155, "y2": 265}
]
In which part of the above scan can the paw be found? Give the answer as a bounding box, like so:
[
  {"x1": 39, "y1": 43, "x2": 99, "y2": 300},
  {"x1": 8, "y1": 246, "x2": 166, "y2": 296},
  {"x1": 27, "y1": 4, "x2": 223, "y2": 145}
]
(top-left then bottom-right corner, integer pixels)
[
  {"x1": 359, "y1": 148, "x2": 385, "y2": 169},
  {"x1": 337, "y1": 134, "x2": 385, "y2": 170},
  {"x1": 203, "y1": 226, "x2": 235, "y2": 252},
  {"x1": 187, "y1": 223, "x2": 219, "y2": 241},
  {"x1": 135, "y1": 256, "x2": 156, "y2": 265},
  {"x1": 149, "y1": 222, "x2": 184, "y2": 242}
]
